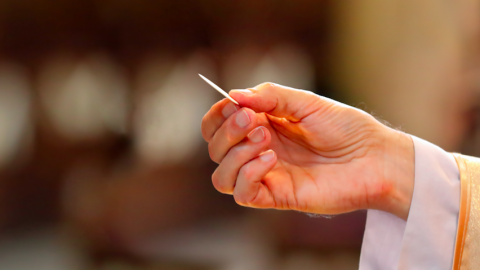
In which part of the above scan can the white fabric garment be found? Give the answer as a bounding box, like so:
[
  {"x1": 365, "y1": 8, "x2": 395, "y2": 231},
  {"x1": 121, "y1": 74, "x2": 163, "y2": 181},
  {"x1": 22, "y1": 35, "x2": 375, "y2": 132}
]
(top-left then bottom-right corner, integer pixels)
[{"x1": 359, "y1": 136, "x2": 461, "y2": 270}]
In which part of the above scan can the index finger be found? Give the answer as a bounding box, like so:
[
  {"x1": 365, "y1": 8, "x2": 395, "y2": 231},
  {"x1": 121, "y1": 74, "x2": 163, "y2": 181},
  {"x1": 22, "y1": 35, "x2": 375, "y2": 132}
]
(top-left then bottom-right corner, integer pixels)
[{"x1": 201, "y1": 98, "x2": 240, "y2": 142}]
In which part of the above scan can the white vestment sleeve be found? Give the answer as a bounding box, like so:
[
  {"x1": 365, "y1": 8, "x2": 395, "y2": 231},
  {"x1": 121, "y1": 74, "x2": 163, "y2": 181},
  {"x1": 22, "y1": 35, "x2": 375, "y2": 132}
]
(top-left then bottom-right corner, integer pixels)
[{"x1": 359, "y1": 136, "x2": 460, "y2": 270}]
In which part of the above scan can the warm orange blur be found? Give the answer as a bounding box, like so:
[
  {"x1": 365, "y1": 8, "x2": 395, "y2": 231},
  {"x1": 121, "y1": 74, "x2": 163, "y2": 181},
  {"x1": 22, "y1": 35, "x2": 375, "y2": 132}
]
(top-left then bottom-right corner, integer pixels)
[{"x1": 0, "y1": 1, "x2": 478, "y2": 269}]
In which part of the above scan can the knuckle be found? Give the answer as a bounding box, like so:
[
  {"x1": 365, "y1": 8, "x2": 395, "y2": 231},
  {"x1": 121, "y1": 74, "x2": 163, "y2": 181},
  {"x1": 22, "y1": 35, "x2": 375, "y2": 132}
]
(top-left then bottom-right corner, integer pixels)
[
  {"x1": 211, "y1": 170, "x2": 223, "y2": 192},
  {"x1": 224, "y1": 119, "x2": 240, "y2": 141},
  {"x1": 224, "y1": 130, "x2": 236, "y2": 146},
  {"x1": 229, "y1": 145, "x2": 248, "y2": 161},
  {"x1": 304, "y1": 89, "x2": 315, "y2": 95},
  {"x1": 208, "y1": 143, "x2": 221, "y2": 163},
  {"x1": 233, "y1": 192, "x2": 248, "y2": 206},
  {"x1": 229, "y1": 146, "x2": 242, "y2": 158},
  {"x1": 239, "y1": 164, "x2": 254, "y2": 181},
  {"x1": 211, "y1": 170, "x2": 231, "y2": 194},
  {"x1": 257, "y1": 82, "x2": 276, "y2": 91}
]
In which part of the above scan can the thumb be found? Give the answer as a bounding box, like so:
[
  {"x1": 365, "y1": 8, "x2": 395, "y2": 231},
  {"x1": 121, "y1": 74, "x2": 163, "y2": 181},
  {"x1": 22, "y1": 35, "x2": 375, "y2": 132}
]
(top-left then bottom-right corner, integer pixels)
[{"x1": 229, "y1": 83, "x2": 329, "y2": 122}]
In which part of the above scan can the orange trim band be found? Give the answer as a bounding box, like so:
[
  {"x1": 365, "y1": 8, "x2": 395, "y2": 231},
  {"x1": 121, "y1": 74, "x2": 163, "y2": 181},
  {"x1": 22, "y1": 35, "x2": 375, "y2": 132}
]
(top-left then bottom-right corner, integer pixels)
[{"x1": 452, "y1": 154, "x2": 470, "y2": 270}]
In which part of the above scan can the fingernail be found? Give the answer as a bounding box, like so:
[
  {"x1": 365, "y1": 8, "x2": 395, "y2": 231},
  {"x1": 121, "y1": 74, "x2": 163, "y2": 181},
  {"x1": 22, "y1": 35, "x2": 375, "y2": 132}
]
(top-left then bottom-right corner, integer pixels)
[
  {"x1": 248, "y1": 127, "x2": 265, "y2": 143},
  {"x1": 236, "y1": 110, "x2": 250, "y2": 128},
  {"x1": 260, "y1": 150, "x2": 275, "y2": 162},
  {"x1": 230, "y1": 89, "x2": 254, "y2": 95},
  {"x1": 222, "y1": 102, "x2": 238, "y2": 118}
]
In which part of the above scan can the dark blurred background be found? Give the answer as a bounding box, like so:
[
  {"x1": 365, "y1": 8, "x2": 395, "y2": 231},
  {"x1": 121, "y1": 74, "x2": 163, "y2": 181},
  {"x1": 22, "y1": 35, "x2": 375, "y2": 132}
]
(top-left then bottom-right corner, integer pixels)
[{"x1": 0, "y1": 1, "x2": 479, "y2": 269}]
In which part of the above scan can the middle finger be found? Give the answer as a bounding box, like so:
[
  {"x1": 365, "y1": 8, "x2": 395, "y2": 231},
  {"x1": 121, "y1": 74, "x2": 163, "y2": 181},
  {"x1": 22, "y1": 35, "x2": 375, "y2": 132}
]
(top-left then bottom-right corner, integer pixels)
[{"x1": 208, "y1": 107, "x2": 259, "y2": 163}]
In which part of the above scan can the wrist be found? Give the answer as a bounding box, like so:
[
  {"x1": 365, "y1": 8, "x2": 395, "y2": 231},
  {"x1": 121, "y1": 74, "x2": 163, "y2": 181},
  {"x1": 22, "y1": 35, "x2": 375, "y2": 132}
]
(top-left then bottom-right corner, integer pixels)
[{"x1": 378, "y1": 128, "x2": 415, "y2": 220}]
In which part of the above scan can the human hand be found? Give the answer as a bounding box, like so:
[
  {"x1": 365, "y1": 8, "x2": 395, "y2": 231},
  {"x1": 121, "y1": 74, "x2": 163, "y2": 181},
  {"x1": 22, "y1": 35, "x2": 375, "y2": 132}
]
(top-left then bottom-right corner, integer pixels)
[{"x1": 201, "y1": 83, "x2": 414, "y2": 220}]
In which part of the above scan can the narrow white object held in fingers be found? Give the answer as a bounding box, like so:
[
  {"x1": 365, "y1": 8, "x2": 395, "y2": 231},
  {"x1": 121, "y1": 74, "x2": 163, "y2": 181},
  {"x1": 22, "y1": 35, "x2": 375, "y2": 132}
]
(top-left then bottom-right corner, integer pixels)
[{"x1": 198, "y1": 74, "x2": 239, "y2": 105}]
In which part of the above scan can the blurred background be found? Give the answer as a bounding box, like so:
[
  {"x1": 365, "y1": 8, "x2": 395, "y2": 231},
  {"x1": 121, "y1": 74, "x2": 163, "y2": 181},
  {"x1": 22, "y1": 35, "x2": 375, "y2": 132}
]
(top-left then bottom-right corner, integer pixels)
[{"x1": 0, "y1": 0, "x2": 479, "y2": 269}]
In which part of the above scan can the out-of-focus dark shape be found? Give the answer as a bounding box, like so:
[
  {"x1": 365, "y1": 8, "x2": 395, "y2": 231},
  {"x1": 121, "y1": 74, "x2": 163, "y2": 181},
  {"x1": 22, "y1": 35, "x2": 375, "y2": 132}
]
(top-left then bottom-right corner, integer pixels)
[{"x1": 0, "y1": 62, "x2": 32, "y2": 170}]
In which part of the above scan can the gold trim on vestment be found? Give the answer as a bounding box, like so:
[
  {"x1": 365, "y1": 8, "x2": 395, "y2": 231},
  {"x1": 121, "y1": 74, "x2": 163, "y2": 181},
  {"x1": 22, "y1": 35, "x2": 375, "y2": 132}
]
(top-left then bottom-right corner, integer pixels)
[{"x1": 452, "y1": 153, "x2": 480, "y2": 270}]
